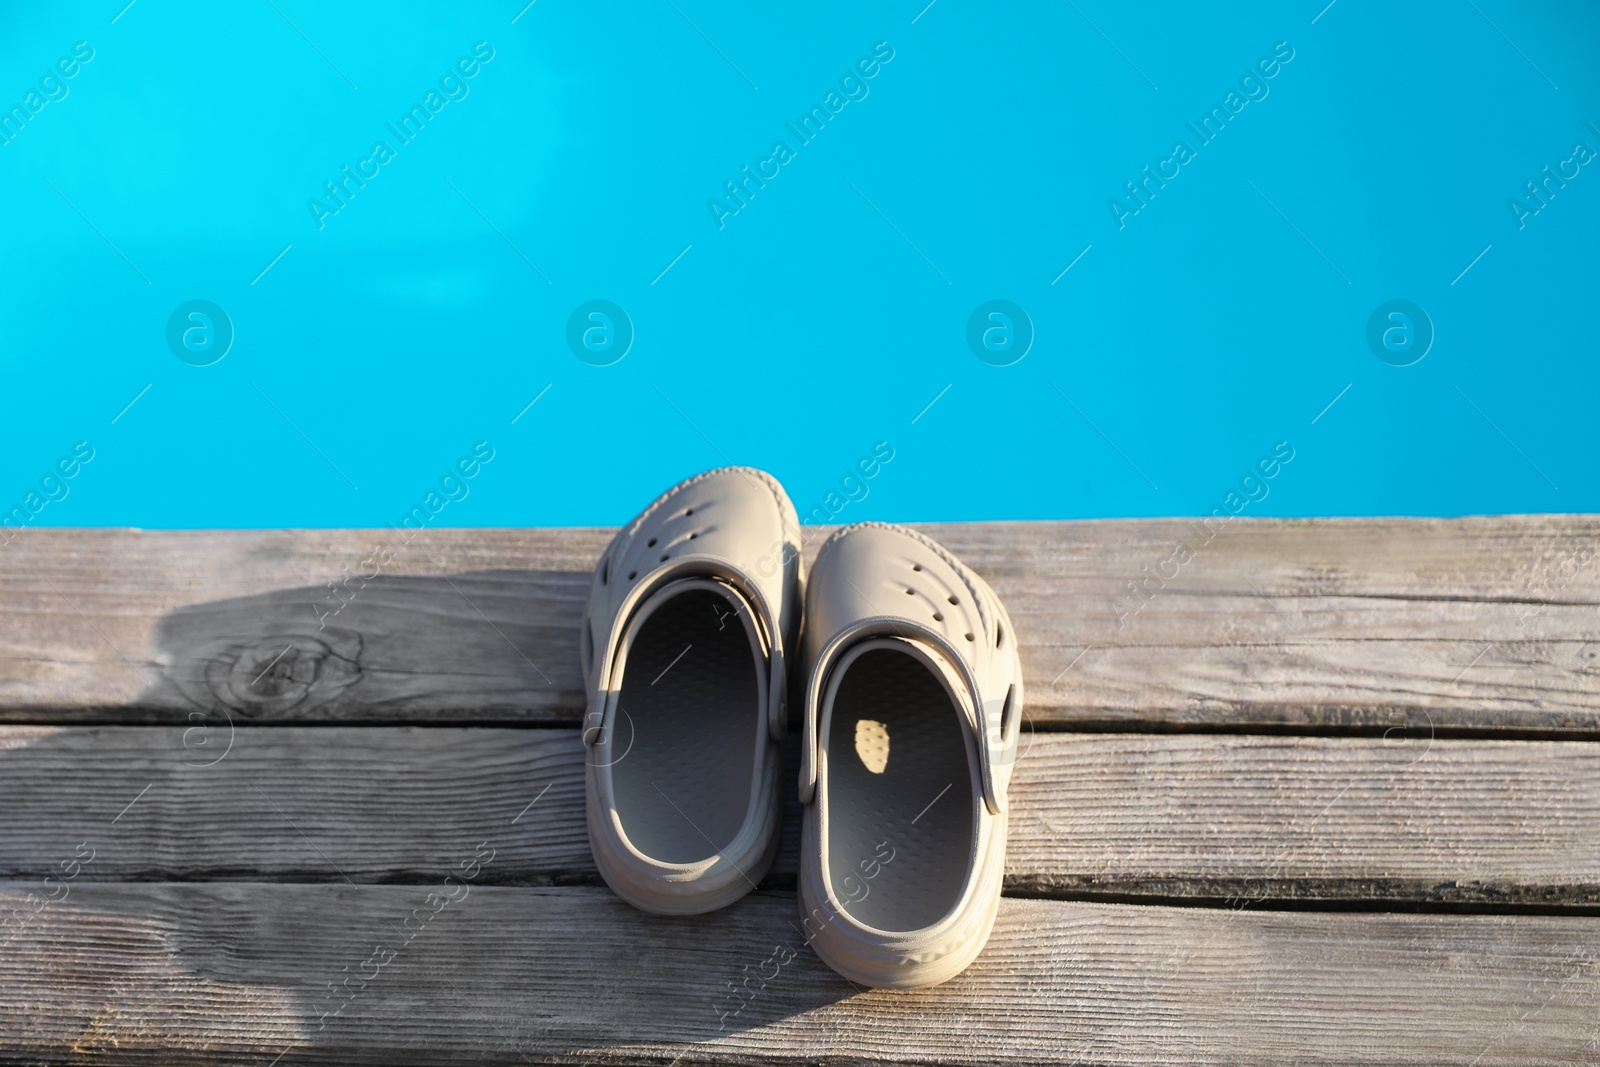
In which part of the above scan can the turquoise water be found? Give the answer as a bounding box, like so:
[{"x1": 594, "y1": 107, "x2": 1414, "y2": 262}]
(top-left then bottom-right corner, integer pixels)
[{"x1": 2, "y1": 1, "x2": 1596, "y2": 530}]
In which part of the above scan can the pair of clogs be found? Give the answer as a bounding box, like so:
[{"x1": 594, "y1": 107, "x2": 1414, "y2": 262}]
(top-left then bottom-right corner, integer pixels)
[{"x1": 580, "y1": 467, "x2": 1021, "y2": 988}]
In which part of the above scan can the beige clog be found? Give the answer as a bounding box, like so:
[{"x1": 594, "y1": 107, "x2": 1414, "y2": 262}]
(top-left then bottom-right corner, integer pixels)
[
  {"x1": 581, "y1": 467, "x2": 801, "y2": 914},
  {"x1": 797, "y1": 522, "x2": 1022, "y2": 986}
]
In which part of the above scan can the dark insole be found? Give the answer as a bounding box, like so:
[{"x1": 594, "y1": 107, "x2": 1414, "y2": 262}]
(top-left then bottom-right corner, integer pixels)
[
  {"x1": 611, "y1": 587, "x2": 760, "y2": 864},
  {"x1": 825, "y1": 646, "x2": 974, "y2": 932}
]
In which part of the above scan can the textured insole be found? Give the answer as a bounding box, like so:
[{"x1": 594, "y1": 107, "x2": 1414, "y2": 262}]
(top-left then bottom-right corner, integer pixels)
[
  {"x1": 611, "y1": 588, "x2": 759, "y2": 864},
  {"x1": 825, "y1": 646, "x2": 974, "y2": 932}
]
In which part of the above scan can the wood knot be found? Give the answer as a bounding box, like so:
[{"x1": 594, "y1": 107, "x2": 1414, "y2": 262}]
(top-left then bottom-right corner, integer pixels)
[{"x1": 191, "y1": 630, "x2": 363, "y2": 716}]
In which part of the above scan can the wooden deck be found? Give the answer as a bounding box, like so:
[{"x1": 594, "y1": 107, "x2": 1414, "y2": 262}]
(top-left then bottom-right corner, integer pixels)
[{"x1": 2, "y1": 517, "x2": 1597, "y2": 1064}]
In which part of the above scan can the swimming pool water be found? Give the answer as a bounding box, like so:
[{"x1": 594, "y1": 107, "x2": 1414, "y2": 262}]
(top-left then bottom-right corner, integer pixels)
[{"x1": 1, "y1": 1, "x2": 1595, "y2": 530}]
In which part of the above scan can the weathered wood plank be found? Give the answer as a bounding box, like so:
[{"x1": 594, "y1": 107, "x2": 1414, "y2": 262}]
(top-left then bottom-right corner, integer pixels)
[
  {"x1": 4, "y1": 726, "x2": 1595, "y2": 906},
  {"x1": 1010, "y1": 732, "x2": 1600, "y2": 905},
  {"x1": 2, "y1": 883, "x2": 1596, "y2": 1065},
  {"x1": 2, "y1": 518, "x2": 1598, "y2": 729}
]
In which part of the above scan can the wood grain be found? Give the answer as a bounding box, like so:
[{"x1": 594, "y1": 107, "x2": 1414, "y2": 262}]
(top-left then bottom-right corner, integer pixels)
[
  {"x1": 4, "y1": 520, "x2": 1597, "y2": 1064},
  {"x1": 2, "y1": 883, "x2": 1596, "y2": 1065},
  {"x1": 3, "y1": 726, "x2": 1594, "y2": 906},
  {"x1": 3, "y1": 518, "x2": 1599, "y2": 730}
]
